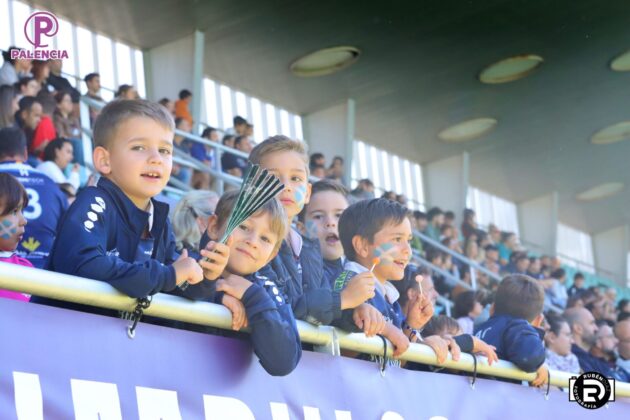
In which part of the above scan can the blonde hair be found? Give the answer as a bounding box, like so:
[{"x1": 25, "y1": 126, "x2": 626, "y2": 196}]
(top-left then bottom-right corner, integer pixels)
[
  {"x1": 172, "y1": 190, "x2": 219, "y2": 250},
  {"x1": 248, "y1": 135, "x2": 309, "y2": 177},
  {"x1": 214, "y1": 190, "x2": 288, "y2": 254}
]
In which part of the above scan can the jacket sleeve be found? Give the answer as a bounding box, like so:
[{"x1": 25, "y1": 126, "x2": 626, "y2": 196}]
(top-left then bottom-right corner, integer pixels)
[
  {"x1": 241, "y1": 283, "x2": 302, "y2": 376},
  {"x1": 503, "y1": 322, "x2": 546, "y2": 372},
  {"x1": 49, "y1": 190, "x2": 177, "y2": 298},
  {"x1": 290, "y1": 288, "x2": 342, "y2": 326}
]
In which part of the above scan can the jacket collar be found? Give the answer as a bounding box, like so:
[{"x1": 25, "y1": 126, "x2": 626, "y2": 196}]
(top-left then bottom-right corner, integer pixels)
[{"x1": 97, "y1": 177, "x2": 169, "y2": 237}]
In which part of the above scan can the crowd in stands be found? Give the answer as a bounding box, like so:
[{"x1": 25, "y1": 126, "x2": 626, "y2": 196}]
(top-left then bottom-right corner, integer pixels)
[{"x1": 0, "y1": 45, "x2": 629, "y2": 388}]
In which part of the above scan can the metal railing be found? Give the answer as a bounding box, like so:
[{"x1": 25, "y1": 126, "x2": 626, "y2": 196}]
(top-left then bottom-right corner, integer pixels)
[{"x1": 2, "y1": 262, "x2": 627, "y2": 397}]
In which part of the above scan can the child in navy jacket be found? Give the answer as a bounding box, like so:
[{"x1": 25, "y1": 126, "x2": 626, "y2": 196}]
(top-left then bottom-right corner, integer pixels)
[
  {"x1": 201, "y1": 190, "x2": 301, "y2": 376},
  {"x1": 475, "y1": 274, "x2": 548, "y2": 386},
  {"x1": 35, "y1": 100, "x2": 229, "y2": 314}
]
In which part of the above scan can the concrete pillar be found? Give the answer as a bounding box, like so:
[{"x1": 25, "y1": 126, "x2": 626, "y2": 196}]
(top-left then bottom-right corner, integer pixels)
[
  {"x1": 422, "y1": 152, "x2": 469, "y2": 224},
  {"x1": 593, "y1": 225, "x2": 629, "y2": 287},
  {"x1": 145, "y1": 34, "x2": 194, "y2": 103},
  {"x1": 302, "y1": 99, "x2": 355, "y2": 185},
  {"x1": 517, "y1": 192, "x2": 558, "y2": 255}
]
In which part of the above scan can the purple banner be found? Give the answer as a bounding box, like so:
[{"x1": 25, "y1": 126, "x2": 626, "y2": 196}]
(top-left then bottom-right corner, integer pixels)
[{"x1": 0, "y1": 298, "x2": 627, "y2": 419}]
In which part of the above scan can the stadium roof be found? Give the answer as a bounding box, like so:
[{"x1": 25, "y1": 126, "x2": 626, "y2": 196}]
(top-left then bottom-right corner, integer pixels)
[{"x1": 33, "y1": 0, "x2": 630, "y2": 233}]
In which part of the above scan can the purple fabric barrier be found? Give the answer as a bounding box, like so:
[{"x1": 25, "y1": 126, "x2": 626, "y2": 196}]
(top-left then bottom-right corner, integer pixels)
[{"x1": 0, "y1": 297, "x2": 628, "y2": 419}]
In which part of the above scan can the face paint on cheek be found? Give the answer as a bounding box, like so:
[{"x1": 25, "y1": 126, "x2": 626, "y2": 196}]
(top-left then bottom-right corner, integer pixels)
[
  {"x1": 294, "y1": 185, "x2": 307, "y2": 207},
  {"x1": 0, "y1": 219, "x2": 15, "y2": 240},
  {"x1": 374, "y1": 242, "x2": 396, "y2": 265},
  {"x1": 305, "y1": 220, "x2": 319, "y2": 240}
]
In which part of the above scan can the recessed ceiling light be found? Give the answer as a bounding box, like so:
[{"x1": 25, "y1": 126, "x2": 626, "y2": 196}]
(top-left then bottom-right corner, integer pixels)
[
  {"x1": 610, "y1": 50, "x2": 630, "y2": 71},
  {"x1": 438, "y1": 118, "x2": 498, "y2": 142},
  {"x1": 290, "y1": 46, "x2": 360, "y2": 77},
  {"x1": 591, "y1": 122, "x2": 630, "y2": 145},
  {"x1": 479, "y1": 54, "x2": 544, "y2": 84},
  {"x1": 576, "y1": 182, "x2": 624, "y2": 201}
]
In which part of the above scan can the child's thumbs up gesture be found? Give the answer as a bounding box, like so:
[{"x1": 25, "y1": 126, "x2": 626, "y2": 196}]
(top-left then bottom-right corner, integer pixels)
[{"x1": 173, "y1": 248, "x2": 204, "y2": 285}]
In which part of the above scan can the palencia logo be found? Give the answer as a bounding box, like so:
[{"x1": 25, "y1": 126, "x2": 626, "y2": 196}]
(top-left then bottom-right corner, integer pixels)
[{"x1": 569, "y1": 371, "x2": 615, "y2": 409}]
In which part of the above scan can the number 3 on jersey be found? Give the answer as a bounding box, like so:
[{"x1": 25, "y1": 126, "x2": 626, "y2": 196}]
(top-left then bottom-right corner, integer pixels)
[{"x1": 24, "y1": 188, "x2": 42, "y2": 220}]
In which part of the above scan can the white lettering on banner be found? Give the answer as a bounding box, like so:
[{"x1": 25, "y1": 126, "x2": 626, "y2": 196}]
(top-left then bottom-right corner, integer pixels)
[
  {"x1": 136, "y1": 387, "x2": 183, "y2": 420},
  {"x1": 335, "y1": 410, "x2": 353, "y2": 420},
  {"x1": 71, "y1": 379, "x2": 123, "y2": 420},
  {"x1": 381, "y1": 412, "x2": 404, "y2": 420},
  {"x1": 13, "y1": 372, "x2": 43, "y2": 420},
  {"x1": 203, "y1": 395, "x2": 255, "y2": 420},
  {"x1": 304, "y1": 406, "x2": 322, "y2": 420},
  {"x1": 270, "y1": 403, "x2": 353, "y2": 420},
  {"x1": 269, "y1": 402, "x2": 290, "y2": 420}
]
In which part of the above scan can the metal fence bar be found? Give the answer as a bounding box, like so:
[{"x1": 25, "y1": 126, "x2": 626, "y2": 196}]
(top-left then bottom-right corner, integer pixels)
[{"x1": 1, "y1": 263, "x2": 628, "y2": 397}]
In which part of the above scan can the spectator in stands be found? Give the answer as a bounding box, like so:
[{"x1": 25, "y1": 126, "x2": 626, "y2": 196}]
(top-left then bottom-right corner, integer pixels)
[
  {"x1": 301, "y1": 179, "x2": 350, "y2": 284},
  {"x1": 16, "y1": 77, "x2": 40, "y2": 99},
  {"x1": 15, "y1": 97, "x2": 43, "y2": 154},
  {"x1": 475, "y1": 275, "x2": 548, "y2": 386},
  {"x1": 245, "y1": 123, "x2": 254, "y2": 139},
  {"x1": 158, "y1": 97, "x2": 175, "y2": 116},
  {"x1": 0, "y1": 85, "x2": 19, "y2": 128},
  {"x1": 350, "y1": 178, "x2": 375, "y2": 202},
  {"x1": 336, "y1": 199, "x2": 454, "y2": 361},
  {"x1": 0, "y1": 127, "x2": 67, "y2": 268},
  {"x1": 590, "y1": 322, "x2": 629, "y2": 381},
  {"x1": 564, "y1": 307, "x2": 613, "y2": 375},
  {"x1": 615, "y1": 320, "x2": 630, "y2": 375},
  {"x1": 461, "y1": 208, "x2": 477, "y2": 240},
  {"x1": 395, "y1": 194, "x2": 407, "y2": 206},
  {"x1": 482, "y1": 244, "x2": 500, "y2": 272},
  {"x1": 221, "y1": 135, "x2": 250, "y2": 178},
  {"x1": 409, "y1": 210, "x2": 427, "y2": 254},
  {"x1": 31, "y1": 60, "x2": 51, "y2": 96},
  {"x1": 547, "y1": 268, "x2": 569, "y2": 308},
  {"x1": 498, "y1": 232, "x2": 517, "y2": 266},
  {"x1": 115, "y1": 84, "x2": 138, "y2": 100},
  {"x1": 544, "y1": 313, "x2": 580, "y2": 374},
  {"x1": 511, "y1": 254, "x2": 530, "y2": 275},
  {"x1": 52, "y1": 91, "x2": 80, "y2": 139},
  {"x1": 30, "y1": 92, "x2": 57, "y2": 159},
  {"x1": 174, "y1": 89, "x2": 193, "y2": 125},
  {"x1": 171, "y1": 117, "x2": 193, "y2": 186},
  {"x1": 526, "y1": 257, "x2": 544, "y2": 280},
  {"x1": 420, "y1": 314, "x2": 498, "y2": 365},
  {"x1": 227, "y1": 115, "x2": 248, "y2": 136},
  {"x1": 0, "y1": 173, "x2": 32, "y2": 302},
  {"x1": 84, "y1": 72, "x2": 104, "y2": 124},
  {"x1": 201, "y1": 190, "x2": 302, "y2": 375},
  {"x1": 420, "y1": 268, "x2": 440, "y2": 307},
  {"x1": 36, "y1": 138, "x2": 80, "y2": 192},
  {"x1": 463, "y1": 232, "x2": 481, "y2": 263},
  {"x1": 47, "y1": 59, "x2": 81, "y2": 104},
  {"x1": 327, "y1": 156, "x2": 344, "y2": 183},
  {"x1": 382, "y1": 190, "x2": 397, "y2": 201},
  {"x1": 311, "y1": 164, "x2": 326, "y2": 178},
  {"x1": 190, "y1": 126, "x2": 218, "y2": 190},
  {"x1": 618, "y1": 299, "x2": 630, "y2": 317},
  {"x1": 0, "y1": 47, "x2": 32, "y2": 86},
  {"x1": 443, "y1": 210, "x2": 461, "y2": 239},
  {"x1": 424, "y1": 207, "x2": 444, "y2": 242},
  {"x1": 222, "y1": 134, "x2": 235, "y2": 149},
  {"x1": 454, "y1": 290, "x2": 483, "y2": 335},
  {"x1": 172, "y1": 190, "x2": 219, "y2": 260},
  {"x1": 488, "y1": 223, "x2": 501, "y2": 245},
  {"x1": 36, "y1": 100, "x2": 227, "y2": 315},
  {"x1": 309, "y1": 152, "x2": 325, "y2": 172}
]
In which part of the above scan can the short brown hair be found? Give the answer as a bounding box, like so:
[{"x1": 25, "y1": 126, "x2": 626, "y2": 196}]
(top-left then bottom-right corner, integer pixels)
[
  {"x1": 93, "y1": 99, "x2": 174, "y2": 149},
  {"x1": 249, "y1": 135, "x2": 309, "y2": 176},
  {"x1": 214, "y1": 190, "x2": 288, "y2": 254},
  {"x1": 0, "y1": 173, "x2": 28, "y2": 216},
  {"x1": 298, "y1": 179, "x2": 349, "y2": 222},
  {"x1": 494, "y1": 275, "x2": 544, "y2": 322}
]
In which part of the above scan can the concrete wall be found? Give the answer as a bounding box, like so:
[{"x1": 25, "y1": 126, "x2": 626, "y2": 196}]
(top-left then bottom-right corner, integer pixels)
[
  {"x1": 517, "y1": 193, "x2": 558, "y2": 255},
  {"x1": 422, "y1": 153, "x2": 469, "y2": 224}
]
